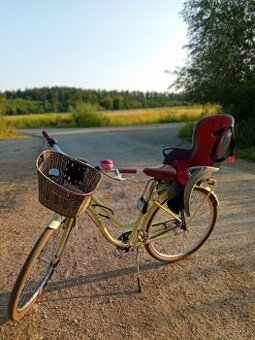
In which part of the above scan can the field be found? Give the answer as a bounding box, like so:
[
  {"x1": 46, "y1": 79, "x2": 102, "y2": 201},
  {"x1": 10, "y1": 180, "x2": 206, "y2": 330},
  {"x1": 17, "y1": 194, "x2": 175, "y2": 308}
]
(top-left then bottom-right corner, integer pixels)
[
  {"x1": 1, "y1": 113, "x2": 74, "y2": 129},
  {"x1": 0, "y1": 105, "x2": 219, "y2": 133},
  {"x1": 100, "y1": 105, "x2": 218, "y2": 126}
]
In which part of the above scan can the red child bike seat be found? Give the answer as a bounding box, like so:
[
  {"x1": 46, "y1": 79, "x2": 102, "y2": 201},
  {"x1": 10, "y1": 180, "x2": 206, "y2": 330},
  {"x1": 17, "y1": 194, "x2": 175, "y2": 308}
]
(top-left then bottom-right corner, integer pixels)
[{"x1": 163, "y1": 114, "x2": 235, "y2": 185}]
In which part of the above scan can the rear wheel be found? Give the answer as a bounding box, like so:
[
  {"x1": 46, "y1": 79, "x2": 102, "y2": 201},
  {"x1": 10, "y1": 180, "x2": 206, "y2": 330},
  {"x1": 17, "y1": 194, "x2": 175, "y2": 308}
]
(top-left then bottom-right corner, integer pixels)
[
  {"x1": 145, "y1": 187, "x2": 217, "y2": 262},
  {"x1": 8, "y1": 218, "x2": 74, "y2": 321}
]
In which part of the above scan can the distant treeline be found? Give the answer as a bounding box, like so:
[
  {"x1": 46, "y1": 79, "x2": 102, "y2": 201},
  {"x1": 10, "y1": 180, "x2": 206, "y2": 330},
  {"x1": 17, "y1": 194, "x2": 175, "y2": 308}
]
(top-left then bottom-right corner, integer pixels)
[{"x1": 0, "y1": 87, "x2": 189, "y2": 116}]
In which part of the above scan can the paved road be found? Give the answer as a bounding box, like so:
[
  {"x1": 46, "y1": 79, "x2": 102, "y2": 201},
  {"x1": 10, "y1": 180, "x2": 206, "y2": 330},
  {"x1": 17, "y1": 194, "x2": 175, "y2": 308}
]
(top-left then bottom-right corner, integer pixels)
[
  {"x1": 19, "y1": 123, "x2": 189, "y2": 168},
  {"x1": 0, "y1": 123, "x2": 188, "y2": 181},
  {"x1": 1, "y1": 123, "x2": 253, "y2": 182}
]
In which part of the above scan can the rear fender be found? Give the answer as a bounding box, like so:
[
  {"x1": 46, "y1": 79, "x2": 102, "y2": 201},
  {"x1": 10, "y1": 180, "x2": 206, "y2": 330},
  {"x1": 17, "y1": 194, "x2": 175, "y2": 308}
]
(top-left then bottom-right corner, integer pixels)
[
  {"x1": 184, "y1": 166, "x2": 219, "y2": 216},
  {"x1": 201, "y1": 186, "x2": 219, "y2": 206}
]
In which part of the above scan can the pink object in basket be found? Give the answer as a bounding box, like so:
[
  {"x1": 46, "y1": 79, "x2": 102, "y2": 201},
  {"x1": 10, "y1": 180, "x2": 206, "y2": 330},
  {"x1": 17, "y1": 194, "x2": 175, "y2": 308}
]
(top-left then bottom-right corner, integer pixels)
[{"x1": 100, "y1": 159, "x2": 115, "y2": 170}]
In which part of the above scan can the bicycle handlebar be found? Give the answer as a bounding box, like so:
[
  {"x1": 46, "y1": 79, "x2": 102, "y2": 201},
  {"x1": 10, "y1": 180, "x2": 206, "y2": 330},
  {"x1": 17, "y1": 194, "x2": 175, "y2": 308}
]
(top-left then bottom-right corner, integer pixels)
[{"x1": 119, "y1": 168, "x2": 137, "y2": 174}]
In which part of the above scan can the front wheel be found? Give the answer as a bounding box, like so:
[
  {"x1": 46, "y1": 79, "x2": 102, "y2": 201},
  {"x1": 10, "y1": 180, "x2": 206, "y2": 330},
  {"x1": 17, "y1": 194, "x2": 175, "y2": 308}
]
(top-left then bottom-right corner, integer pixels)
[
  {"x1": 145, "y1": 187, "x2": 217, "y2": 263},
  {"x1": 8, "y1": 218, "x2": 74, "y2": 321}
]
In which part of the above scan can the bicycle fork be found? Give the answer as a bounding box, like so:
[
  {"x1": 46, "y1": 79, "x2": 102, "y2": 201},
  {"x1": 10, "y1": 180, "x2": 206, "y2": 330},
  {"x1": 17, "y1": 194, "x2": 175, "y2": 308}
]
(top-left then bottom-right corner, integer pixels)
[{"x1": 46, "y1": 215, "x2": 75, "y2": 266}]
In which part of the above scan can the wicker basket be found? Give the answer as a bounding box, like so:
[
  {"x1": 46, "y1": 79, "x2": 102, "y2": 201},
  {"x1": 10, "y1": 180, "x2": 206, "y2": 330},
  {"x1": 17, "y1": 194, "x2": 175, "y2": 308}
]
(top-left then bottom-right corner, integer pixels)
[{"x1": 36, "y1": 150, "x2": 101, "y2": 217}]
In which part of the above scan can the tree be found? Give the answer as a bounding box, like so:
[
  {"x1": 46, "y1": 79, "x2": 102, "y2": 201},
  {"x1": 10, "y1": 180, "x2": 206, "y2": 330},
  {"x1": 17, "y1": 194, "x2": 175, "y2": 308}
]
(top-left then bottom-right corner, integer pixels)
[
  {"x1": 0, "y1": 95, "x2": 7, "y2": 115},
  {"x1": 113, "y1": 95, "x2": 124, "y2": 110},
  {"x1": 174, "y1": 0, "x2": 255, "y2": 121}
]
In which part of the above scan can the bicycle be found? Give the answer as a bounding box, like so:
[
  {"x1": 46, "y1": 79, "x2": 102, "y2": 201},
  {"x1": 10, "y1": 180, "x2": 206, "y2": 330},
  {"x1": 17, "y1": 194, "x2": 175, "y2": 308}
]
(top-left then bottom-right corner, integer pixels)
[{"x1": 8, "y1": 129, "x2": 222, "y2": 321}]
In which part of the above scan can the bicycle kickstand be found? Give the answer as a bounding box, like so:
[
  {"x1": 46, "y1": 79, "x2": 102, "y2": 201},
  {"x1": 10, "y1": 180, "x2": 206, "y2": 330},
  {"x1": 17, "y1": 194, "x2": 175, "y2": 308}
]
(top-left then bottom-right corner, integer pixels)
[{"x1": 136, "y1": 247, "x2": 142, "y2": 293}]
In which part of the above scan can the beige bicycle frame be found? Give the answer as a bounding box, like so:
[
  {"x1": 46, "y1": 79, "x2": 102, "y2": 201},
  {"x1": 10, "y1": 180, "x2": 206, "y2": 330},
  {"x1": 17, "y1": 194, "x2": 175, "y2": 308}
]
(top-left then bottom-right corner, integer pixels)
[
  {"x1": 84, "y1": 181, "x2": 183, "y2": 250},
  {"x1": 47, "y1": 180, "x2": 217, "y2": 252}
]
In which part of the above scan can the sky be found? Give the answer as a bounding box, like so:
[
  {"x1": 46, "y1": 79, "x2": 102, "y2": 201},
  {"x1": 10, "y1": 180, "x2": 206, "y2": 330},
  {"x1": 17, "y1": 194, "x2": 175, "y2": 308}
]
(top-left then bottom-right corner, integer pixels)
[{"x1": 0, "y1": 0, "x2": 187, "y2": 93}]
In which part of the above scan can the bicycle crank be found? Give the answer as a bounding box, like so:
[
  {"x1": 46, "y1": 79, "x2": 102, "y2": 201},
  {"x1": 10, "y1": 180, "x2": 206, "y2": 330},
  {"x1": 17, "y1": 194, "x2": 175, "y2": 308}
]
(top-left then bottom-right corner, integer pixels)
[{"x1": 113, "y1": 229, "x2": 132, "y2": 256}]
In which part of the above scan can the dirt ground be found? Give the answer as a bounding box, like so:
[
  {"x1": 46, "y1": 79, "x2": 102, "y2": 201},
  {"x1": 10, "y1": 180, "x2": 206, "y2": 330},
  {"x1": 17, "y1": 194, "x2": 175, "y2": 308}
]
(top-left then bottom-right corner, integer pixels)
[{"x1": 0, "y1": 135, "x2": 254, "y2": 340}]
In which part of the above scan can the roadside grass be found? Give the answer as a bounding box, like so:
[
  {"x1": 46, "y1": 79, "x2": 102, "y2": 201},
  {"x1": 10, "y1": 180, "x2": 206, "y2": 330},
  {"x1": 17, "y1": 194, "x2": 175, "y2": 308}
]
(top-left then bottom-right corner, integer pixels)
[
  {"x1": 0, "y1": 118, "x2": 29, "y2": 139},
  {"x1": 3, "y1": 113, "x2": 74, "y2": 129},
  {"x1": 0, "y1": 131, "x2": 29, "y2": 139}
]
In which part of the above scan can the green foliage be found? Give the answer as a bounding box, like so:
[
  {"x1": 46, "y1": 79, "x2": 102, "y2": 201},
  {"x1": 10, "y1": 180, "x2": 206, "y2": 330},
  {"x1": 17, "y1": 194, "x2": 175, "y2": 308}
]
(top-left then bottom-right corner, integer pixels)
[
  {"x1": 173, "y1": 0, "x2": 255, "y2": 160},
  {"x1": 174, "y1": 0, "x2": 255, "y2": 120},
  {"x1": 236, "y1": 146, "x2": 255, "y2": 161},
  {"x1": 236, "y1": 118, "x2": 255, "y2": 147},
  {"x1": 0, "y1": 95, "x2": 7, "y2": 116},
  {"x1": 235, "y1": 118, "x2": 255, "y2": 161},
  {"x1": 5, "y1": 98, "x2": 46, "y2": 115},
  {"x1": 0, "y1": 87, "x2": 191, "y2": 116},
  {"x1": 72, "y1": 103, "x2": 106, "y2": 127}
]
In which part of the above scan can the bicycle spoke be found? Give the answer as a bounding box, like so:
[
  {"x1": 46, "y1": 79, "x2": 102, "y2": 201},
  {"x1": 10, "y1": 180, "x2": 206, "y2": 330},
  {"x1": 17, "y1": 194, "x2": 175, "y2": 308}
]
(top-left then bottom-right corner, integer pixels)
[
  {"x1": 145, "y1": 187, "x2": 217, "y2": 262},
  {"x1": 8, "y1": 219, "x2": 72, "y2": 320}
]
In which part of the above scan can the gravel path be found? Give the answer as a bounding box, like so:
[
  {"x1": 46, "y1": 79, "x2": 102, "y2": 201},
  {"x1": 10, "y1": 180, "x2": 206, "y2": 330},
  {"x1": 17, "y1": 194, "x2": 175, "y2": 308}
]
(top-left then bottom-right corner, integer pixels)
[{"x1": 0, "y1": 127, "x2": 254, "y2": 339}]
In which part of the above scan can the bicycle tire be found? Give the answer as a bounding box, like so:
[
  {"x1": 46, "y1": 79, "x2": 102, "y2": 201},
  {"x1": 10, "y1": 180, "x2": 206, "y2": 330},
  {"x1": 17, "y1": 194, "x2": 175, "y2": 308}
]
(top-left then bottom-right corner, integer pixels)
[
  {"x1": 8, "y1": 218, "x2": 74, "y2": 321},
  {"x1": 145, "y1": 187, "x2": 217, "y2": 263}
]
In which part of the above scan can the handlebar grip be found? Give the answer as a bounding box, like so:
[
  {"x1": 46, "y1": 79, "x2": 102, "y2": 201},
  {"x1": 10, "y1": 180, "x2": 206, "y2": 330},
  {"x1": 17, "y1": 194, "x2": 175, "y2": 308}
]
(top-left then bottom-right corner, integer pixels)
[
  {"x1": 42, "y1": 130, "x2": 56, "y2": 147},
  {"x1": 42, "y1": 130, "x2": 51, "y2": 141},
  {"x1": 119, "y1": 168, "x2": 137, "y2": 174}
]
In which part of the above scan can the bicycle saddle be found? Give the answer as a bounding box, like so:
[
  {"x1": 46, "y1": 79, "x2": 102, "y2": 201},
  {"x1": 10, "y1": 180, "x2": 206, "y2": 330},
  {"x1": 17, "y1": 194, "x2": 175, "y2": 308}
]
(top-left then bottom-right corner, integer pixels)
[{"x1": 143, "y1": 164, "x2": 177, "y2": 181}]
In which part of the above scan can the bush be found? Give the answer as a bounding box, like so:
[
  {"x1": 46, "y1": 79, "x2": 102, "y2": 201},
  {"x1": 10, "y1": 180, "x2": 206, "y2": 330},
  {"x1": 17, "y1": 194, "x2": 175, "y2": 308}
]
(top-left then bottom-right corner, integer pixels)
[
  {"x1": 235, "y1": 118, "x2": 255, "y2": 161},
  {"x1": 235, "y1": 118, "x2": 255, "y2": 148},
  {"x1": 178, "y1": 122, "x2": 194, "y2": 142},
  {"x1": 72, "y1": 103, "x2": 105, "y2": 127}
]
